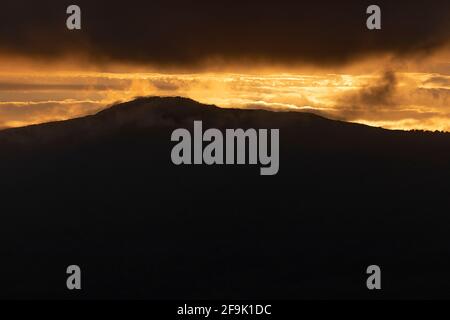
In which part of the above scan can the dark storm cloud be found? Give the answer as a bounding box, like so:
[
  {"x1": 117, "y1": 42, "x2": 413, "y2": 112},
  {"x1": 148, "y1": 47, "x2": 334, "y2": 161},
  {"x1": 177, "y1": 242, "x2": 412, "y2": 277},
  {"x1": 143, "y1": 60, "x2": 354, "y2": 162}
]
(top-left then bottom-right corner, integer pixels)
[
  {"x1": 344, "y1": 71, "x2": 398, "y2": 108},
  {"x1": 424, "y1": 76, "x2": 450, "y2": 87},
  {"x1": 0, "y1": 0, "x2": 449, "y2": 68},
  {"x1": 150, "y1": 79, "x2": 180, "y2": 91}
]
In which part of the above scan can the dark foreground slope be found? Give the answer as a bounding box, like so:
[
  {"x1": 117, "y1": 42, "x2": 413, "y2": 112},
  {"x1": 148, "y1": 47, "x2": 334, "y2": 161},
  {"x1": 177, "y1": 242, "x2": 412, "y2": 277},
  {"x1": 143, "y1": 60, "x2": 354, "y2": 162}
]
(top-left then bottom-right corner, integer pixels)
[{"x1": 1, "y1": 96, "x2": 450, "y2": 299}]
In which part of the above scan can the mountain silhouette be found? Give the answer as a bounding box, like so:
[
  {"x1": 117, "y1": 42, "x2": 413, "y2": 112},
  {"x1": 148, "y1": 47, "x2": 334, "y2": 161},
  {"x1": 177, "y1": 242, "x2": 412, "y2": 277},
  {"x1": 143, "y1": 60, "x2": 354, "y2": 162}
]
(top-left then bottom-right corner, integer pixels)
[{"x1": 1, "y1": 96, "x2": 450, "y2": 299}]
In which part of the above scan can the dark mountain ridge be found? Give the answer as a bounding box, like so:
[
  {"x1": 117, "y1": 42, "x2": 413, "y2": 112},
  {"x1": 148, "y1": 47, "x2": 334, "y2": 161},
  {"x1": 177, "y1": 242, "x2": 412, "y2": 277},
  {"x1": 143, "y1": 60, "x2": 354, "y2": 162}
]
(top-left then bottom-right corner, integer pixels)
[{"x1": 2, "y1": 96, "x2": 449, "y2": 156}]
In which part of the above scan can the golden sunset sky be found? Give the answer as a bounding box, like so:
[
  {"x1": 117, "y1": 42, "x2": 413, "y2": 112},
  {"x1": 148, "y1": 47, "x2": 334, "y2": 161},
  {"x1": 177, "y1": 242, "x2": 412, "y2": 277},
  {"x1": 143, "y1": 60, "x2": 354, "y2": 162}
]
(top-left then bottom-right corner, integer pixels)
[
  {"x1": 1, "y1": 50, "x2": 449, "y2": 131},
  {"x1": 1, "y1": 1, "x2": 449, "y2": 131}
]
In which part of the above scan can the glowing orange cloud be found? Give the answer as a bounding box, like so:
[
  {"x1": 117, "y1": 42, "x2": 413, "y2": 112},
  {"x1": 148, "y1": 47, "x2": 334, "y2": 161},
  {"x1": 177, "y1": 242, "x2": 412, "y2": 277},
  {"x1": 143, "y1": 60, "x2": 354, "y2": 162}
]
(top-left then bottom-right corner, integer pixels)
[{"x1": 0, "y1": 50, "x2": 449, "y2": 131}]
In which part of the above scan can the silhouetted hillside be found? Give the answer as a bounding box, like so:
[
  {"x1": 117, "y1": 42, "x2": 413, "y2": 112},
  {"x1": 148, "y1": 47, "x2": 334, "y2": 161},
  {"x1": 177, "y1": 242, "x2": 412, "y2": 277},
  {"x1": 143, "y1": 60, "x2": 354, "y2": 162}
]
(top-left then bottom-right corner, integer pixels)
[{"x1": 1, "y1": 96, "x2": 450, "y2": 299}]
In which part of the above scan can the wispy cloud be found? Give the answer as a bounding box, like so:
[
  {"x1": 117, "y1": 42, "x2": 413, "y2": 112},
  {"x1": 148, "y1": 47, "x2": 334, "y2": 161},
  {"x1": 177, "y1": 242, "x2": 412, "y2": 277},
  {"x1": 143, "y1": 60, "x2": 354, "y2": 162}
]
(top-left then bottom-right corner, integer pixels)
[{"x1": 0, "y1": 67, "x2": 449, "y2": 131}]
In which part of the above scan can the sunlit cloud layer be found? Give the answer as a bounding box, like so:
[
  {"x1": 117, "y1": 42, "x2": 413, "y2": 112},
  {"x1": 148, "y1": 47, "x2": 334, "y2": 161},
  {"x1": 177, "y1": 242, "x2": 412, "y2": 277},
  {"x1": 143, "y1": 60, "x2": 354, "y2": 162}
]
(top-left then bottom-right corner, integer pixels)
[{"x1": 0, "y1": 62, "x2": 449, "y2": 131}]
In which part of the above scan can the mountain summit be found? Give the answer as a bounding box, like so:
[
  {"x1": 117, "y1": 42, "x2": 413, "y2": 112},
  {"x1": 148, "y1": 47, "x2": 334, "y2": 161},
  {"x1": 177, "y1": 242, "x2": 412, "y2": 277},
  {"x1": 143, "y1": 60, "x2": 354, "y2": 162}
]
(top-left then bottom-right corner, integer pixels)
[{"x1": 0, "y1": 96, "x2": 340, "y2": 145}]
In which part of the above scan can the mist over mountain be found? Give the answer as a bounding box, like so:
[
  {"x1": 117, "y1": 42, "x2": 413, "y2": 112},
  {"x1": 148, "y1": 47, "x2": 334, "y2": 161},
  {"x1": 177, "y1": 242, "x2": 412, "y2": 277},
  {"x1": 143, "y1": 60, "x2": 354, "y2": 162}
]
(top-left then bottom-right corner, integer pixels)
[{"x1": 1, "y1": 96, "x2": 450, "y2": 299}]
